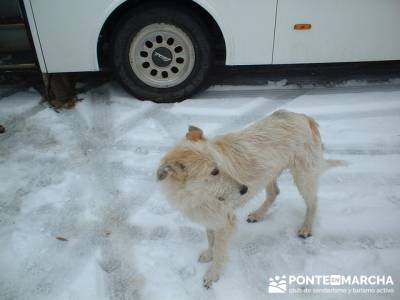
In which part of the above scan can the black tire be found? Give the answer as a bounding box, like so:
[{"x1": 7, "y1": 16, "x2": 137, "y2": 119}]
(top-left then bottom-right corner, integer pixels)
[{"x1": 112, "y1": 5, "x2": 214, "y2": 103}]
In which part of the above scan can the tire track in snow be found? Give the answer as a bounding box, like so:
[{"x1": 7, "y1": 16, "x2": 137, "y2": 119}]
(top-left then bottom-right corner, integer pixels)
[
  {"x1": 62, "y1": 86, "x2": 145, "y2": 300},
  {"x1": 196, "y1": 87, "x2": 314, "y2": 99},
  {"x1": 309, "y1": 108, "x2": 400, "y2": 122},
  {"x1": 86, "y1": 87, "x2": 146, "y2": 300},
  {"x1": 160, "y1": 90, "x2": 306, "y2": 138},
  {"x1": 215, "y1": 90, "x2": 308, "y2": 134},
  {"x1": 325, "y1": 147, "x2": 400, "y2": 156}
]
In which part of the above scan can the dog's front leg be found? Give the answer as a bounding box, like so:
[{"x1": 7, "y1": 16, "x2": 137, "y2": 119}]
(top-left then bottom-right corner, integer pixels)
[
  {"x1": 203, "y1": 214, "x2": 236, "y2": 288},
  {"x1": 199, "y1": 229, "x2": 214, "y2": 263}
]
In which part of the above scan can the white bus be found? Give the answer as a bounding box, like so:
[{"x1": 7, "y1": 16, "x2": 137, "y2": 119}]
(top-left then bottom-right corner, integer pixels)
[{"x1": 23, "y1": 0, "x2": 400, "y2": 102}]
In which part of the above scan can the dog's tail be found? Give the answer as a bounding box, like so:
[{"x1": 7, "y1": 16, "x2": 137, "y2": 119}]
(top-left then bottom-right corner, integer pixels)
[
  {"x1": 306, "y1": 117, "x2": 348, "y2": 172},
  {"x1": 321, "y1": 159, "x2": 349, "y2": 172}
]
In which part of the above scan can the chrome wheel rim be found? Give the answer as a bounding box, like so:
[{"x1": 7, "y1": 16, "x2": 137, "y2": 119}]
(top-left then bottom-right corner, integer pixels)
[{"x1": 129, "y1": 23, "x2": 195, "y2": 88}]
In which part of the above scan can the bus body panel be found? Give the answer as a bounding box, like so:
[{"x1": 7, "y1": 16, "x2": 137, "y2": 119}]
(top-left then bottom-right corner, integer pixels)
[
  {"x1": 273, "y1": 0, "x2": 400, "y2": 64},
  {"x1": 24, "y1": 0, "x2": 125, "y2": 73},
  {"x1": 199, "y1": 0, "x2": 277, "y2": 65}
]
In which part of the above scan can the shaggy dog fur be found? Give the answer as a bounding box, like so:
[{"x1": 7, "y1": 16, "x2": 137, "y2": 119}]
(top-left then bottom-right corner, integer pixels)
[{"x1": 157, "y1": 110, "x2": 347, "y2": 288}]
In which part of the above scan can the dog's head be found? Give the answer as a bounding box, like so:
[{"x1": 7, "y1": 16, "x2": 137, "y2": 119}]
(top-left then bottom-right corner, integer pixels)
[{"x1": 157, "y1": 126, "x2": 248, "y2": 205}]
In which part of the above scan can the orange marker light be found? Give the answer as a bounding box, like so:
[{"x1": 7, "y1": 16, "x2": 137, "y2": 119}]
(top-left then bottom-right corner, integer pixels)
[{"x1": 294, "y1": 24, "x2": 312, "y2": 30}]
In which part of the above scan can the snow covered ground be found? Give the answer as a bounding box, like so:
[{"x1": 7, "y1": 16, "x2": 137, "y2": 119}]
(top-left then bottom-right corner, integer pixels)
[{"x1": 1, "y1": 81, "x2": 400, "y2": 300}]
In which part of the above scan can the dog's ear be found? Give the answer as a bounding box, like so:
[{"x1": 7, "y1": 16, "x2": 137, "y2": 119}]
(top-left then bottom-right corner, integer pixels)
[
  {"x1": 186, "y1": 125, "x2": 205, "y2": 142},
  {"x1": 157, "y1": 161, "x2": 186, "y2": 180},
  {"x1": 157, "y1": 164, "x2": 174, "y2": 180}
]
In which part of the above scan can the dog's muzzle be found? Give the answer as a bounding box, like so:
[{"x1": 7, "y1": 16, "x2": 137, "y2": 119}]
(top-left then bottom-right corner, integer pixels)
[{"x1": 239, "y1": 185, "x2": 248, "y2": 195}]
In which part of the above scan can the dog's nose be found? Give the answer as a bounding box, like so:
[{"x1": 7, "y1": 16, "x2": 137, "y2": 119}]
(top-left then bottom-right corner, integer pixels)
[{"x1": 239, "y1": 185, "x2": 248, "y2": 195}]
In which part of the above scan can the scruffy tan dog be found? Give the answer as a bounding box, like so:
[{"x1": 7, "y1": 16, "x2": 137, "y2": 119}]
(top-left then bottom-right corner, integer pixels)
[{"x1": 157, "y1": 110, "x2": 346, "y2": 288}]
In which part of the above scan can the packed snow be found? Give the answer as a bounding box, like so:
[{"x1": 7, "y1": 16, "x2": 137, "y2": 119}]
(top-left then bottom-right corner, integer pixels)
[{"x1": 0, "y1": 82, "x2": 399, "y2": 300}]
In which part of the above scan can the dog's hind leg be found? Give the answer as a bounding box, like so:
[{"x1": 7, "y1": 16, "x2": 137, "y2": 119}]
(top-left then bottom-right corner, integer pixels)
[
  {"x1": 247, "y1": 180, "x2": 280, "y2": 223},
  {"x1": 203, "y1": 214, "x2": 235, "y2": 288},
  {"x1": 291, "y1": 168, "x2": 319, "y2": 238},
  {"x1": 199, "y1": 229, "x2": 214, "y2": 263}
]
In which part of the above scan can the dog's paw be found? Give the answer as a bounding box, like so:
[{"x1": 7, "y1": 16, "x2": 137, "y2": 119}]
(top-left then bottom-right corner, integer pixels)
[
  {"x1": 198, "y1": 249, "x2": 213, "y2": 263},
  {"x1": 203, "y1": 268, "x2": 220, "y2": 289},
  {"x1": 298, "y1": 225, "x2": 312, "y2": 238},
  {"x1": 247, "y1": 212, "x2": 263, "y2": 223}
]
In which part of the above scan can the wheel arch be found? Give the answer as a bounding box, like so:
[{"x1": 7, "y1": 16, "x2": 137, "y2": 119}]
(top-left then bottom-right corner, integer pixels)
[{"x1": 96, "y1": 0, "x2": 228, "y2": 69}]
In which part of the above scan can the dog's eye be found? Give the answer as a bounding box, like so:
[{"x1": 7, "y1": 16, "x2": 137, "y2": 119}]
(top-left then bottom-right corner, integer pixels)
[
  {"x1": 211, "y1": 168, "x2": 219, "y2": 176},
  {"x1": 176, "y1": 162, "x2": 185, "y2": 170}
]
